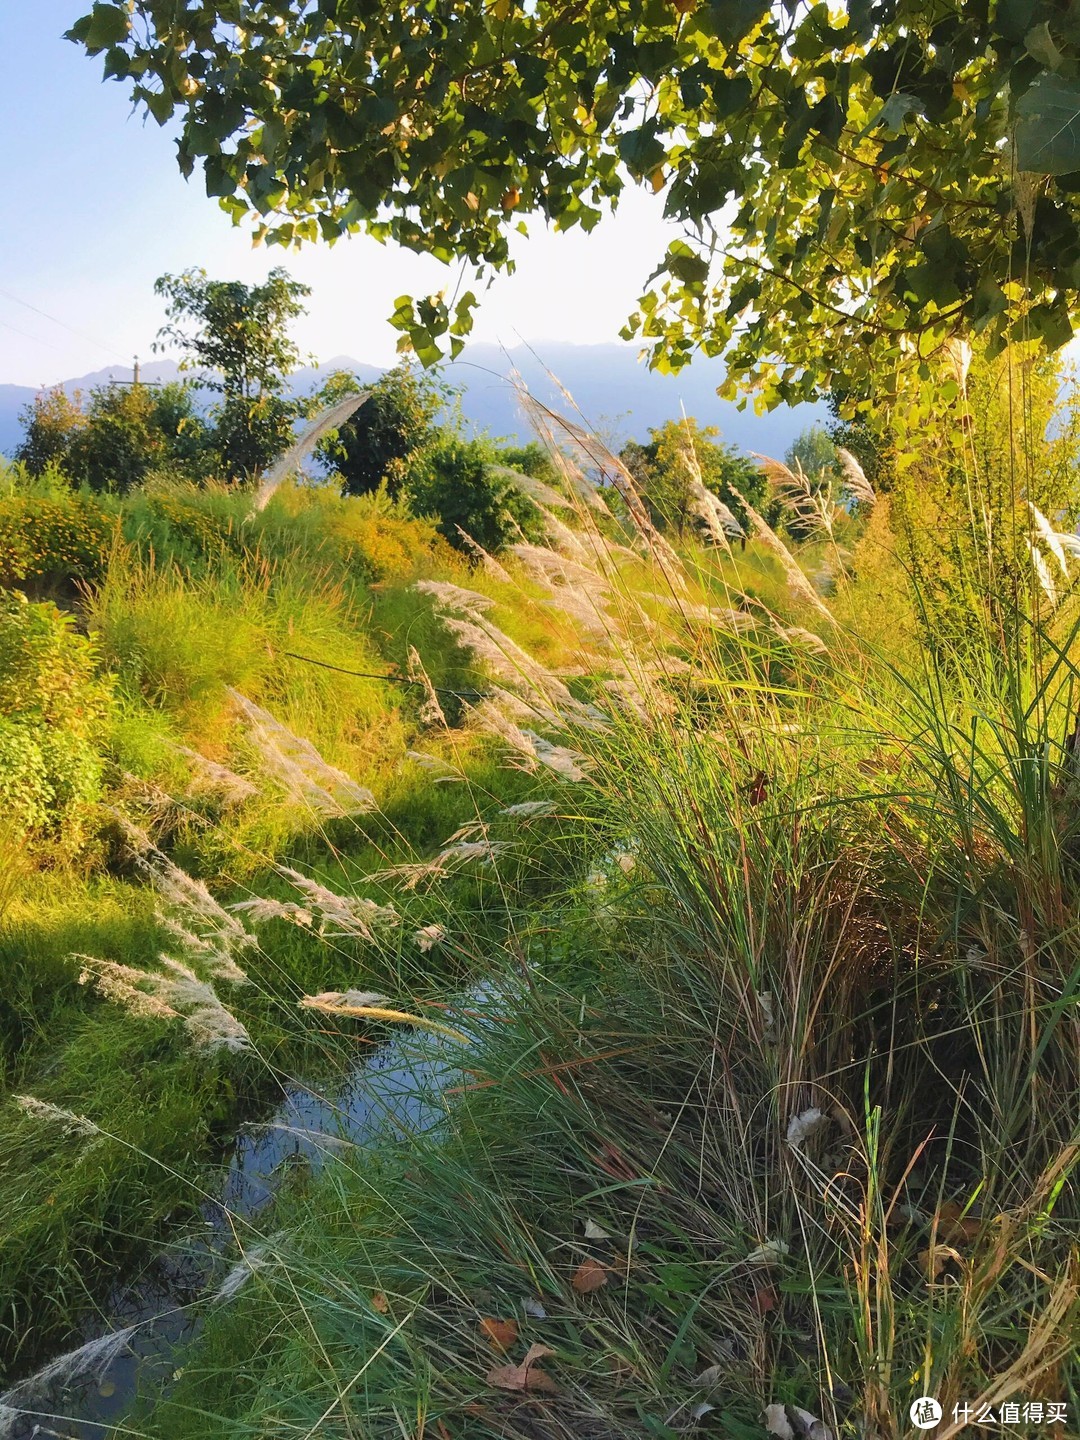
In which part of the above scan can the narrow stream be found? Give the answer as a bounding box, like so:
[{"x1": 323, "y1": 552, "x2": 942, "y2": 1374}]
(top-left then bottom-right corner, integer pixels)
[{"x1": 0, "y1": 1001, "x2": 473, "y2": 1440}]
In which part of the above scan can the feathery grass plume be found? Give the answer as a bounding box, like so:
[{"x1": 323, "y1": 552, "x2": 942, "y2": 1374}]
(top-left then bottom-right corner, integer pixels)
[
  {"x1": 836, "y1": 448, "x2": 876, "y2": 508},
  {"x1": 470, "y1": 698, "x2": 591, "y2": 781},
  {"x1": 405, "y1": 749, "x2": 463, "y2": 781},
  {"x1": 0, "y1": 1326, "x2": 137, "y2": 1416},
  {"x1": 372, "y1": 836, "x2": 512, "y2": 890},
  {"x1": 77, "y1": 954, "x2": 251, "y2": 1052},
  {"x1": 777, "y1": 625, "x2": 830, "y2": 655},
  {"x1": 453, "y1": 526, "x2": 513, "y2": 581},
  {"x1": 731, "y1": 493, "x2": 837, "y2": 624},
  {"x1": 414, "y1": 923, "x2": 445, "y2": 952},
  {"x1": 755, "y1": 452, "x2": 833, "y2": 538},
  {"x1": 213, "y1": 1246, "x2": 271, "y2": 1303},
  {"x1": 115, "y1": 815, "x2": 252, "y2": 983},
  {"x1": 228, "y1": 688, "x2": 376, "y2": 817},
  {"x1": 677, "y1": 425, "x2": 735, "y2": 551},
  {"x1": 414, "y1": 579, "x2": 496, "y2": 616},
  {"x1": 436, "y1": 609, "x2": 608, "y2": 729},
  {"x1": 76, "y1": 955, "x2": 181, "y2": 1021},
  {"x1": 14, "y1": 1094, "x2": 101, "y2": 1138},
  {"x1": 172, "y1": 743, "x2": 260, "y2": 807},
  {"x1": 499, "y1": 800, "x2": 556, "y2": 817},
  {"x1": 272, "y1": 865, "x2": 400, "y2": 939},
  {"x1": 228, "y1": 897, "x2": 314, "y2": 927},
  {"x1": 406, "y1": 645, "x2": 447, "y2": 729},
  {"x1": 642, "y1": 590, "x2": 755, "y2": 631},
  {"x1": 1028, "y1": 503, "x2": 1072, "y2": 580},
  {"x1": 1028, "y1": 538, "x2": 1059, "y2": 606},
  {"x1": 253, "y1": 390, "x2": 368, "y2": 512},
  {"x1": 513, "y1": 382, "x2": 687, "y2": 580},
  {"x1": 298, "y1": 992, "x2": 470, "y2": 1044},
  {"x1": 156, "y1": 957, "x2": 252, "y2": 1052},
  {"x1": 490, "y1": 463, "x2": 572, "y2": 509}
]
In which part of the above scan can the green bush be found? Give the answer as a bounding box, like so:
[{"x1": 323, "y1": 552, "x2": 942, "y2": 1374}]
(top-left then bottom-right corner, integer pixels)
[
  {"x1": 0, "y1": 494, "x2": 114, "y2": 590},
  {"x1": 407, "y1": 434, "x2": 541, "y2": 552},
  {"x1": 0, "y1": 592, "x2": 112, "y2": 851}
]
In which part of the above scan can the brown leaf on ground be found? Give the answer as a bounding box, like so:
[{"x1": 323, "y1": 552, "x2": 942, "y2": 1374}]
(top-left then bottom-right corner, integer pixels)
[
  {"x1": 571, "y1": 1258, "x2": 609, "y2": 1294},
  {"x1": 935, "y1": 1200, "x2": 980, "y2": 1243},
  {"x1": 486, "y1": 1342, "x2": 557, "y2": 1394},
  {"x1": 480, "y1": 1317, "x2": 519, "y2": 1351},
  {"x1": 371, "y1": 1291, "x2": 389, "y2": 1314},
  {"x1": 752, "y1": 1283, "x2": 779, "y2": 1315}
]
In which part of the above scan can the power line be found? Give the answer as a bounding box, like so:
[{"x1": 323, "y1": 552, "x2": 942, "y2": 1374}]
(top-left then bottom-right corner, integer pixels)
[{"x1": 0, "y1": 285, "x2": 130, "y2": 365}]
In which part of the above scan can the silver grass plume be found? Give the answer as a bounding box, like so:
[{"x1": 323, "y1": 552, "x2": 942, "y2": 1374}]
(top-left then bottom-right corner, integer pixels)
[
  {"x1": 14, "y1": 1094, "x2": 101, "y2": 1138},
  {"x1": 732, "y1": 494, "x2": 837, "y2": 625},
  {"x1": 754, "y1": 453, "x2": 833, "y2": 538},
  {"x1": 1028, "y1": 503, "x2": 1072, "y2": 580},
  {"x1": 269, "y1": 866, "x2": 400, "y2": 940},
  {"x1": 454, "y1": 527, "x2": 513, "y2": 581},
  {"x1": 407, "y1": 645, "x2": 447, "y2": 729},
  {"x1": 115, "y1": 816, "x2": 252, "y2": 983},
  {"x1": 0, "y1": 1327, "x2": 136, "y2": 1416},
  {"x1": 172, "y1": 743, "x2": 259, "y2": 807},
  {"x1": 228, "y1": 689, "x2": 376, "y2": 817},
  {"x1": 77, "y1": 955, "x2": 251, "y2": 1053},
  {"x1": 253, "y1": 391, "x2": 369, "y2": 512},
  {"x1": 836, "y1": 448, "x2": 876, "y2": 508}
]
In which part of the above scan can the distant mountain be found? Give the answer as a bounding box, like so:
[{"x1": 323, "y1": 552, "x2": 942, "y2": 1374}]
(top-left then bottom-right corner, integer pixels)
[{"x1": 0, "y1": 343, "x2": 824, "y2": 461}]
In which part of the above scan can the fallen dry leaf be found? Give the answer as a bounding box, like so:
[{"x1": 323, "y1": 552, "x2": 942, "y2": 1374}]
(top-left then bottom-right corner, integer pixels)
[
  {"x1": 920, "y1": 1242, "x2": 964, "y2": 1281},
  {"x1": 764, "y1": 1403, "x2": 834, "y2": 1440},
  {"x1": 571, "y1": 1258, "x2": 609, "y2": 1294},
  {"x1": 747, "y1": 1239, "x2": 790, "y2": 1267},
  {"x1": 479, "y1": 1317, "x2": 519, "y2": 1351},
  {"x1": 753, "y1": 1283, "x2": 779, "y2": 1315},
  {"x1": 371, "y1": 1291, "x2": 389, "y2": 1314},
  {"x1": 486, "y1": 1342, "x2": 557, "y2": 1394},
  {"x1": 583, "y1": 1217, "x2": 611, "y2": 1240},
  {"x1": 935, "y1": 1200, "x2": 980, "y2": 1243},
  {"x1": 523, "y1": 1296, "x2": 547, "y2": 1319}
]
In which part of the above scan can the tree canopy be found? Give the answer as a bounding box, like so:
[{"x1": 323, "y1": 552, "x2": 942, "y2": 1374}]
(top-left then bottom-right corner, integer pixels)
[{"x1": 72, "y1": 2, "x2": 1080, "y2": 404}]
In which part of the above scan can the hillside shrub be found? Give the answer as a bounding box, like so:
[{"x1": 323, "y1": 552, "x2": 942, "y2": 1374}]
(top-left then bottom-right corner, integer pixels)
[
  {"x1": 408, "y1": 434, "x2": 541, "y2": 552},
  {"x1": 0, "y1": 592, "x2": 112, "y2": 852},
  {"x1": 0, "y1": 494, "x2": 114, "y2": 591}
]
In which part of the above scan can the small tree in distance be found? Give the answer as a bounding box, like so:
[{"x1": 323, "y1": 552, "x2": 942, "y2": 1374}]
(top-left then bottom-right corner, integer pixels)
[
  {"x1": 620, "y1": 418, "x2": 770, "y2": 539},
  {"x1": 316, "y1": 363, "x2": 446, "y2": 499},
  {"x1": 155, "y1": 267, "x2": 310, "y2": 483}
]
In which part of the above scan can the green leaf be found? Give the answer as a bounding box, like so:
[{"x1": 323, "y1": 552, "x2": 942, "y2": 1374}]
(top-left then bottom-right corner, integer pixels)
[
  {"x1": 84, "y1": 4, "x2": 130, "y2": 51},
  {"x1": 1024, "y1": 298, "x2": 1073, "y2": 350},
  {"x1": 1016, "y1": 72, "x2": 1080, "y2": 174}
]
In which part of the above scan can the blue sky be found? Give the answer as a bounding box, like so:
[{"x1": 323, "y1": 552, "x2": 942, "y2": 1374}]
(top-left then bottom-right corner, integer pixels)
[{"x1": 0, "y1": 4, "x2": 678, "y2": 386}]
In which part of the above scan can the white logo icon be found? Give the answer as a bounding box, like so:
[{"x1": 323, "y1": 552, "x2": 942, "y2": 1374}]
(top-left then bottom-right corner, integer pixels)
[{"x1": 910, "y1": 1397, "x2": 943, "y2": 1430}]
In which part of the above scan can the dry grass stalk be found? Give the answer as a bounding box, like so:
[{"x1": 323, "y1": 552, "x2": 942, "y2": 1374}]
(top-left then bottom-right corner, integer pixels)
[
  {"x1": 299, "y1": 992, "x2": 469, "y2": 1044},
  {"x1": 228, "y1": 689, "x2": 376, "y2": 818},
  {"x1": 755, "y1": 452, "x2": 833, "y2": 538}
]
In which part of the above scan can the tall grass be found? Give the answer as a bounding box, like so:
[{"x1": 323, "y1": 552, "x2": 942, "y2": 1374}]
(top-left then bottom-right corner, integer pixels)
[{"x1": 117, "y1": 385, "x2": 1080, "y2": 1440}]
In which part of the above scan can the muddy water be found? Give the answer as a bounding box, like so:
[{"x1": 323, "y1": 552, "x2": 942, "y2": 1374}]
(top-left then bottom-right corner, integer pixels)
[{"x1": 0, "y1": 1013, "x2": 467, "y2": 1439}]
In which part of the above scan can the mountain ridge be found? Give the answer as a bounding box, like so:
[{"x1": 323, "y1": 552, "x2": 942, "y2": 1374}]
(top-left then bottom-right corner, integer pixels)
[{"x1": 0, "y1": 342, "x2": 825, "y2": 461}]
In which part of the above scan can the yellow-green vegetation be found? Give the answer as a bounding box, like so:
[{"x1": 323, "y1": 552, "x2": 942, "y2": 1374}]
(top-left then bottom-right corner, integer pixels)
[{"x1": 2, "y1": 353, "x2": 1079, "y2": 1440}]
